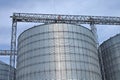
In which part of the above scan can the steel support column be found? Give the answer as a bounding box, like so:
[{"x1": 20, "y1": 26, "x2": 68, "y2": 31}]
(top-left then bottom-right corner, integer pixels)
[
  {"x1": 90, "y1": 23, "x2": 99, "y2": 47},
  {"x1": 9, "y1": 18, "x2": 17, "y2": 80}
]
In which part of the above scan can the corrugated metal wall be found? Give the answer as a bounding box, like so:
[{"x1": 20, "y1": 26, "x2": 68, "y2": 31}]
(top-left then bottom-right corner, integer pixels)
[
  {"x1": 99, "y1": 34, "x2": 120, "y2": 80},
  {"x1": 0, "y1": 61, "x2": 10, "y2": 80},
  {"x1": 17, "y1": 23, "x2": 102, "y2": 80}
]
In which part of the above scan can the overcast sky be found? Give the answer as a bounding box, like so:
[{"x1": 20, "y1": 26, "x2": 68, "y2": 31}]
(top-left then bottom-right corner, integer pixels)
[{"x1": 0, "y1": 0, "x2": 120, "y2": 63}]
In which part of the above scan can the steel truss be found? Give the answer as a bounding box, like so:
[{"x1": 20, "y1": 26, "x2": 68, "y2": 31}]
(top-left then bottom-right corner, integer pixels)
[
  {"x1": 1, "y1": 13, "x2": 120, "y2": 80},
  {"x1": 0, "y1": 50, "x2": 16, "y2": 55},
  {"x1": 11, "y1": 13, "x2": 120, "y2": 25}
]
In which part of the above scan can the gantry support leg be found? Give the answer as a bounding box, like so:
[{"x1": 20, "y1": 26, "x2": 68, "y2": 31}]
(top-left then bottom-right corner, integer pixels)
[
  {"x1": 9, "y1": 17, "x2": 17, "y2": 80},
  {"x1": 90, "y1": 23, "x2": 99, "y2": 48}
]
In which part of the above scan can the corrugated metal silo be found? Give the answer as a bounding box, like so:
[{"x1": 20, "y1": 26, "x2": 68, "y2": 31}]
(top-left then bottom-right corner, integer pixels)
[
  {"x1": 0, "y1": 61, "x2": 10, "y2": 80},
  {"x1": 17, "y1": 23, "x2": 102, "y2": 80},
  {"x1": 99, "y1": 34, "x2": 120, "y2": 80}
]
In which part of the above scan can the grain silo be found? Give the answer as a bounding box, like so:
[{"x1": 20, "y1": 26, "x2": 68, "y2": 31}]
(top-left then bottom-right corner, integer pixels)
[
  {"x1": 17, "y1": 23, "x2": 102, "y2": 80},
  {"x1": 99, "y1": 34, "x2": 120, "y2": 80},
  {"x1": 0, "y1": 60, "x2": 13, "y2": 80}
]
